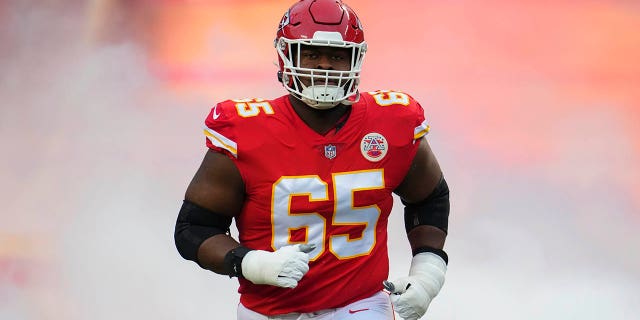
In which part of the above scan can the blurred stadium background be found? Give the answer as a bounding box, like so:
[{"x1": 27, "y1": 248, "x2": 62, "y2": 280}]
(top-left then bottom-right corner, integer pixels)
[{"x1": 1, "y1": 0, "x2": 638, "y2": 319}]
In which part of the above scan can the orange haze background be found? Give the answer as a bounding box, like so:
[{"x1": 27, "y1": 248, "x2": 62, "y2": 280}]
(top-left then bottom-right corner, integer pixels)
[{"x1": 1, "y1": 1, "x2": 638, "y2": 319}]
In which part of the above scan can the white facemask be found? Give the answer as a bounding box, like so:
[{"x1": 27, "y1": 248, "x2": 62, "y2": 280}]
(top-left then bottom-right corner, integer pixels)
[{"x1": 277, "y1": 31, "x2": 367, "y2": 109}]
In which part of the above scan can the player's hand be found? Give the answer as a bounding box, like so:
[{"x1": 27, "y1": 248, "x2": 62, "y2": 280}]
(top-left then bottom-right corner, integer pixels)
[
  {"x1": 384, "y1": 252, "x2": 447, "y2": 320},
  {"x1": 241, "y1": 243, "x2": 315, "y2": 288}
]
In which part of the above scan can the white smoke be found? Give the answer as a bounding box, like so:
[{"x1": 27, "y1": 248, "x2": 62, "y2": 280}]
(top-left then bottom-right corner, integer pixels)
[
  {"x1": 1, "y1": 1, "x2": 638, "y2": 320},
  {"x1": 1, "y1": 1, "x2": 239, "y2": 319}
]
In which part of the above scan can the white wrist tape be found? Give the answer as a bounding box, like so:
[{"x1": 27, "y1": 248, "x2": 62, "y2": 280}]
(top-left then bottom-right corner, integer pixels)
[
  {"x1": 409, "y1": 252, "x2": 447, "y2": 298},
  {"x1": 241, "y1": 244, "x2": 313, "y2": 288},
  {"x1": 387, "y1": 252, "x2": 447, "y2": 320}
]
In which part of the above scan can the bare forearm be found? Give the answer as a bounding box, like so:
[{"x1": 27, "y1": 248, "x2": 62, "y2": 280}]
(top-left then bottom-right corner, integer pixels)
[
  {"x1": 407, "y1": 225, "x2": 446, "y2": 251},
  {"x1": 197, "y1": 234, "x2": 241, "y2": 274}
]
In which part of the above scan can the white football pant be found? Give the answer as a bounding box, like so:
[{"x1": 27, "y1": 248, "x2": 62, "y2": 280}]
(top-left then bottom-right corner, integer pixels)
[{"x1": 237, "y1": 291, "x2": 393, "y2": 320}]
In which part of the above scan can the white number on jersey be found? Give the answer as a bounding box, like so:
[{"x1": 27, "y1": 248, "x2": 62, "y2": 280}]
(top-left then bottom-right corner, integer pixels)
[{"x1": 272, "y1": 170, "x2": 384, "y2": 260}]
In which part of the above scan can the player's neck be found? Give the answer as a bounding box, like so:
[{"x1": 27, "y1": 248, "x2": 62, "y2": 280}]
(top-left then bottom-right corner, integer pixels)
[{"x1": 288, "y1": 95, "x2": 351, "y2": 136}]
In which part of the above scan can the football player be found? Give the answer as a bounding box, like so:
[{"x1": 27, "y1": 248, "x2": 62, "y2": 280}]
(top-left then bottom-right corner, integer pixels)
[{"x1": 174, "y1": 0, "x2": 450, "y2": 319}]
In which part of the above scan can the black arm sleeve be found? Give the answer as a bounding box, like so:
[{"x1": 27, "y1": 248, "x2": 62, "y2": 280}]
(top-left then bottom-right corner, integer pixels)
[
  {"x1": 402, "y1": 175, "x2": 450, "y2": 234},
  {"x1": 174, "y1": 200, "x2": 233, "y2": 264}
]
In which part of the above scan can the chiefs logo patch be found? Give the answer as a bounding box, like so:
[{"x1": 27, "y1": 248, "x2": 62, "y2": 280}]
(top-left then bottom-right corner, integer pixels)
[
  {"x1": 360, "y1": 133, "x2": 388, "y2": 162},
  {"x1": 278, "y1": 10, "x2": 290, "y2": 31}
]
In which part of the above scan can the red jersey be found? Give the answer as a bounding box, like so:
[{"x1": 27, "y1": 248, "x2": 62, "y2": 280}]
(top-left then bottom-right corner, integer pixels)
[{"x1": 203, "y1": 90, "x2": 429, "y2": 315}]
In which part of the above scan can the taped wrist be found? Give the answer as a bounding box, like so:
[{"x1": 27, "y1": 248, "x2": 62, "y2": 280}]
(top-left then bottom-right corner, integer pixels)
[
  {"x1": 223, "y1": 246, "x2": 251, "y2": 278},
  {"x1": 174, "y1": 200, "x2": 232, "y2": 264},
  {"x1": 410, "y1": 252, "x2": 447, "y2": 299},
  {"x1": 403, "y1": 175, "x2": 449, "y2": 234}
]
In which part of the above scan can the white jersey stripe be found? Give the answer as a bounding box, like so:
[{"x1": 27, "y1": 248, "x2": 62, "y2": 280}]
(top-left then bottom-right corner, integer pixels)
[
  {"x1": 414, "y1": 119, "x2": 430, "y2": 140},
  {"x1": 203, "y1": 126, "x2": 238, "y2": 157}
]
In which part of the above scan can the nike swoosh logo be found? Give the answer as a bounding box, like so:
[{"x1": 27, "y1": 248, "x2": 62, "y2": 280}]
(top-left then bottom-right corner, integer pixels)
[
  {"x1": 348, "y1": 308, "x2": 369, "y2": 314},
  {"x1": 212, "y1": 105, "x2": 221, "y2": 120}
]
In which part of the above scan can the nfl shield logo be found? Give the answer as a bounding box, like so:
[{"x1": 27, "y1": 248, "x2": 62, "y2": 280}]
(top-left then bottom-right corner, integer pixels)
[{"x1": 324, "y1": 144, "x2": 337, "y2": 159}]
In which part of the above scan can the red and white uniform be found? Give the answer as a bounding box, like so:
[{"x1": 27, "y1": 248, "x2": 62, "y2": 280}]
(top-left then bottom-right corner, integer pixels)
[{"x1": 203, "y1": 90, "x2": 429, "y2": 315}]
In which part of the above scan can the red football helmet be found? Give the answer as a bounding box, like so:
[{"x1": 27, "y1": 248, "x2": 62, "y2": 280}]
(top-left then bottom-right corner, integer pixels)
[{"x1": 275, "y1": 0, "x2": 367, "y2": 109}]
